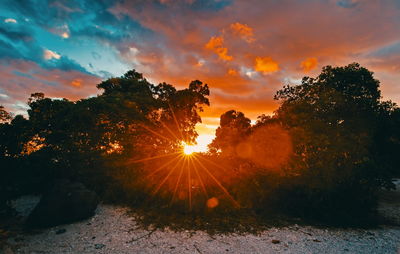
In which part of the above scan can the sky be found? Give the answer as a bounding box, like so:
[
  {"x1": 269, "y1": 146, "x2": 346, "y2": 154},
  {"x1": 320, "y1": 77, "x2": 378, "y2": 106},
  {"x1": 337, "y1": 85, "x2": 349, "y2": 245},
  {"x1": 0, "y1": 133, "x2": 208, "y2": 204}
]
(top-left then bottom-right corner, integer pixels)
[{"x1": 1, "y1": 0, "x2": 400, "y2": 145}]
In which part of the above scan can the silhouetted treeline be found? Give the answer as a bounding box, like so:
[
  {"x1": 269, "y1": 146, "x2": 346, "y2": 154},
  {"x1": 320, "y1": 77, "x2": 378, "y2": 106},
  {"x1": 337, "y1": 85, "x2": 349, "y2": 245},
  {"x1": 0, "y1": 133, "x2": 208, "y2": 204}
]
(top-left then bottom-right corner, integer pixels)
[
  {"x1": 208, "y1": 63, "x2": 400, "y2": 225},
  {"x1": 0, "y1": 70, "x2": 209, "y2": 211},
  {"x1": 1, "y1": 64, "x2": 399, "y2": 226}
]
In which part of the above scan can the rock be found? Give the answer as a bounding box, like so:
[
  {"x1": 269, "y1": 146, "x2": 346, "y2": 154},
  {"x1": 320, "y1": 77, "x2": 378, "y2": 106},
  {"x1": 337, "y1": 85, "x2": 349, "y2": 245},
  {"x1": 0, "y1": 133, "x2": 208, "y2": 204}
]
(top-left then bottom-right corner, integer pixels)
[
  {"x1": 271, "y1": 239, "x2": 280, "y2": 244},
  {"x1": 56, "y1": 228, "x2": 66, "y2": 234},
  {"x1": 26, "y1": 180, "x2": 99, "y2": 228},
  {"x1": 95, "y1": 244, "x2": 106, "y2": 249}
]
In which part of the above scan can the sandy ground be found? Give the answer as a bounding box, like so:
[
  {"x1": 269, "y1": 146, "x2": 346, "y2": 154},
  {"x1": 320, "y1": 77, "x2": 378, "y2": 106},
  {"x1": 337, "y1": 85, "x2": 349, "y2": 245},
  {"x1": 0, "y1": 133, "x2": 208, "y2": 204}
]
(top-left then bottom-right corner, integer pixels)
[{"x1": 2, "y1": 180, "x2": 400, "y2": 254}]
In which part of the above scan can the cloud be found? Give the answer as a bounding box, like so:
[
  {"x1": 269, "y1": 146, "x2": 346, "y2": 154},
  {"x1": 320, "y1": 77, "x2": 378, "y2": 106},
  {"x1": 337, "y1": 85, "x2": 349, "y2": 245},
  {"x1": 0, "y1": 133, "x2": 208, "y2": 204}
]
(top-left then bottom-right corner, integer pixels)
[
  {"x1": 0, "y1": 16, "x2": 92, "y2": 74},
  {"x1": 61, "y1": 32, "x2": 69, "y2": 38},
  {"x1": 70, "y1": 79, "x2": 83, "y2": 87},
  {"x1": 337, "y1": 0, "x2": 359, "y2": 8},
  {"x1": 227, "y1": 68, "x2": 239, "y2": 76},
  {"x1": 43, "y1": 49, "x2": 61, "y2": 60},
  {"x1": 1, "y1": 0, "x2": 400, "y2": 127},
  {"x1": 254, "y1": 57, "x2": 279, "y2": 74},
  {"x1": 0, "y1": 59, "x2": 101, "y2": 114},
  {"x1": 4, "y1": 18, "x2": 17, "y2": 23},
  {"x1": 0, "y1": 40, "x2": 23, "y2": 59},
  {"x1": 49, "y1": 24, "x2": 70, "y2": 38},
  {"x1": 300, "y1": 57, "x2": 318, "y2": 72},
  {"x1": 230, "y1": 22, "x2": 254, "y2": 43},
  {"x1": 0, "y1": 22, "x2": 33, "y2": 41},
  {"x1": 205, "y1": 36, "x2": 233, "y2": 61},
  {"x1": 107, "y1": 0, "x2": 400, "y2": 115}
]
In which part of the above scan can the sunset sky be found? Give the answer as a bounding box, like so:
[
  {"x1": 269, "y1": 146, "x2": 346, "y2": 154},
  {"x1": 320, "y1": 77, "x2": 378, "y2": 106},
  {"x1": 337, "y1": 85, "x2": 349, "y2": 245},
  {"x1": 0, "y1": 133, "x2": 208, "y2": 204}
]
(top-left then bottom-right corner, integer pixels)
[{"x1": 1, "y1": 0, "x2": 400, "y2": 144}]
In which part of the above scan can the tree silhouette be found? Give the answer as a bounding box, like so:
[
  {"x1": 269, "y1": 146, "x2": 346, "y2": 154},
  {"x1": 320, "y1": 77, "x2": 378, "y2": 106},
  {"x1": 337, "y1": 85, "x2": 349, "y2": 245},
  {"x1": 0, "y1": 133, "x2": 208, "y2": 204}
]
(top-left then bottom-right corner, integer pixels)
[
  {"x1": 0, "y1": 70, "x2": 210, "y2": 206},
  {"x1": 209, "y1": 110, "x2": 251, "y2": 156},
  {"x1": 1, "y1": 65, "x2": 399, "y2": 225},
  {"x1": 207, "y1": 63, "x2": 399, "y2": 224},
  {"x1": 0, "y1": 106, "x2": 12, "y2": 124},
  {"x1": 268, "y1": 63, "x2": 398, "y2": 223},
  {"x1": 274, "y1": 63, "x2": 393, "y2": 185}
]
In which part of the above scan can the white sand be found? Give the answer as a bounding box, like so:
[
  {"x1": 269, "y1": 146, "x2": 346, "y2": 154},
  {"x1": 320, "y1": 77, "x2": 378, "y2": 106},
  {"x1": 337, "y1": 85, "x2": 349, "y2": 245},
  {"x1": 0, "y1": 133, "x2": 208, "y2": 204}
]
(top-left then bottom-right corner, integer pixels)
[
  {"x1": 3, "y1": 180, "x2": 400, "y2": 254},
  {"x1": 5, "y1": 205, "x2": 400, "y2": 254}
]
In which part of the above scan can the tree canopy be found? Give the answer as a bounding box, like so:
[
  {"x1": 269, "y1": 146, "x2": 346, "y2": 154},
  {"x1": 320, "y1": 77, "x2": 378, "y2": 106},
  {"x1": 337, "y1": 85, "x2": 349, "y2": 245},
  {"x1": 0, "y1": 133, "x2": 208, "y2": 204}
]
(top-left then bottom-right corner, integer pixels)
[
  {"x1": 0, "y1": 70, "x2": 210, "y2": 204},
  {"x1": 1, "y1": 64, "x2": 399, "y2": 226},
  {"x1": 209, "y1": 63, "x2": 399, "y2": 224}
]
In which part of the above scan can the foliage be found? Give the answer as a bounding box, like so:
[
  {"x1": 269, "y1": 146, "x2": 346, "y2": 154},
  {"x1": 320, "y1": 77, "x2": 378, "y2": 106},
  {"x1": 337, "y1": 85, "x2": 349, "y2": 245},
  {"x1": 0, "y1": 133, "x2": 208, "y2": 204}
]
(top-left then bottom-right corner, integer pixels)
[
  {"x1": 0, "y1": 70, "x2": 209, "y2": 212},
  {"x1": 1, "y1": 64, "x2": 399, "y2": 229},
  {"x1": 209, "y1": 63, "x2": 399, "y2": 225},
  {"x1": 209, "y1": 110, "x2": 251, "y2": 155},
  {"x1": 0, "y1": 106, "x2": 12, "y2": 124}
]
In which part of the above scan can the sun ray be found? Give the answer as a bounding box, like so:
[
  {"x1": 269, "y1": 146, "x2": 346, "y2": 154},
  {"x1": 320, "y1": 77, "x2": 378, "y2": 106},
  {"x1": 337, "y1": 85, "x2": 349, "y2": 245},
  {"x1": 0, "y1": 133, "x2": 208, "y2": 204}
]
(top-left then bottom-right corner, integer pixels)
[
  {"x1": 168, "y1": 103, "x2": 185, "y2": 141},
  {"x1": 145, "y1": 154, "x2": 181, "y2": 179},
  {"x1": 140, "y1": 123, "x2": 176, "y2": 143},
  {"x1": 196, "y1": 154, "x2": 232, "y2": 173},
  {"x1": 170, "y1": 156, "x2": 186, "y2": 205},
  {"x1": 127, "y1": 151, "x2": 180, "y2": 164},
  {"x1": 152, "y1": 156, "x2": 184, "y2": 196},
  {"x1": 160, "y1": 120, "x2": 180, "y2": 141},
  {"x1": 193, "y1": 156, "x2": 240, "y2": 208},
  {"x1": 187, "y1": 156, "x2": 192, "y2": 210},
  {"x1": 190, "y1": 155, "x2": 208, "y2": 198}
]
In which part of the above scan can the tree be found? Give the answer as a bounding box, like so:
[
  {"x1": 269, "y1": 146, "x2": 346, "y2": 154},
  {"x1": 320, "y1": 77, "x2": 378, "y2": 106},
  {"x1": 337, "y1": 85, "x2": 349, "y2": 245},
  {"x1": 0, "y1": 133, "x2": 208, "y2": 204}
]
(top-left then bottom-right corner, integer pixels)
[
  {"x1": 0, "y1": 70, "x2": 210, "y2": 202},
  {"x1": 269, "y1": 63, "x2": 398, "y2": 223},
  {"x1": 209, "y1": 110, "x2": 251, "y2": 156},
  {"x1": 0, "y1": 106, "x2": 12, "y2": 124},
  {"x1": 94, "y1": 70, "x2": 209, "y2": 154},
  {"x1": 274, "y1": 63, "x2": 385, "y2": 181}
]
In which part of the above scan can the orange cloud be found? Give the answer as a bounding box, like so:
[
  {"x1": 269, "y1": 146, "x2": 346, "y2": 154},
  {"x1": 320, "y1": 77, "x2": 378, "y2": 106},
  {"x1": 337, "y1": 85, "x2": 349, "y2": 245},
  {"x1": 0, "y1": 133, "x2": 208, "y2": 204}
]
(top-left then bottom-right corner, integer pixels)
[
  {"x1": 227, "y1": 68, "x2": 239, "y2": 76},
  {"x1": 71, "y1": 79, "x2": 82, "y2": 87},
  {"x1": 109, "y1": 0, "x2": 400, "y2": 131},
  {"x1": 300, "y1": 57, "x2": 318, "y2": 72},
  {"x1": 205, "y1": 36, "x2": 233, "y2": 61},
  {"x1": 230, "y1": 22, "x2": 255, "y2": 43},
  {"x1": 254, "y1": 57, "x2": 279, "y2": 74}
]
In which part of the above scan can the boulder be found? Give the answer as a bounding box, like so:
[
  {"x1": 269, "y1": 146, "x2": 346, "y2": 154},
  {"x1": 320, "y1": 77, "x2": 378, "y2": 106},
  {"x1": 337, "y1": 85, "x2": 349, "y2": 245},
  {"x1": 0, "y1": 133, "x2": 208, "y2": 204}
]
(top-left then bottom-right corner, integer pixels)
[{"x1": 26, "y1": 180, "x2": 98, "y2": 228}]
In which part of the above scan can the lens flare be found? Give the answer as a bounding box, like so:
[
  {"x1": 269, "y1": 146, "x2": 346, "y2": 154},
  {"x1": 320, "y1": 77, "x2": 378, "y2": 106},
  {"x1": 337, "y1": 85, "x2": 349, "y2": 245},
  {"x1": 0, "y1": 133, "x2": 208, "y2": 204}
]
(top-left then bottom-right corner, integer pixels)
[
  {"x1": 236, "y1": 124, "x2": 292, "y2": 171},
  {"x1": 206, "y1": 197, "x2": 219, "y2": 208}
]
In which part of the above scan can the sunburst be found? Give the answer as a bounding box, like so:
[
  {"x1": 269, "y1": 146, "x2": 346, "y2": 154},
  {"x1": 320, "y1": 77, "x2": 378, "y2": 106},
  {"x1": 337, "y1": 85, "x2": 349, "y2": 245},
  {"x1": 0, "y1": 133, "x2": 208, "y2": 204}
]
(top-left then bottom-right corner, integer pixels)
[{"x1": 129, "y1": 106, "x2": 240, "y2": 211}]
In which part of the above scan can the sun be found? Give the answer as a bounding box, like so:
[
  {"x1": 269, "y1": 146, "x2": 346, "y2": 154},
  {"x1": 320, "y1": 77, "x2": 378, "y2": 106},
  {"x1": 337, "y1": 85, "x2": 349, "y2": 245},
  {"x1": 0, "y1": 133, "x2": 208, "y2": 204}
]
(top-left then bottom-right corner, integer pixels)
[
  {"x1": 183, "y1": 143, "x2": 197, "y2": 155},
  {"x1": 181, "y1": 135, "x2": 213, "y2": 155}
]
